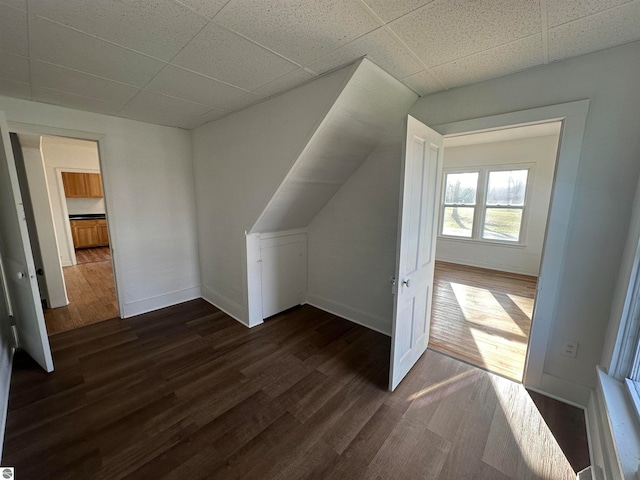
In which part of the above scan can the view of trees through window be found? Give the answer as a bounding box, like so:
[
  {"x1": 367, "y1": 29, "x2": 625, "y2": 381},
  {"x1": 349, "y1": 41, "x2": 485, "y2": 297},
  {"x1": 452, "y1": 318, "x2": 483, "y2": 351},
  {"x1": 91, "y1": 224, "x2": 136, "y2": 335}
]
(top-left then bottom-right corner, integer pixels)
[{"x1": 441, "y1": 168, "x2": 529, "y2": 242}]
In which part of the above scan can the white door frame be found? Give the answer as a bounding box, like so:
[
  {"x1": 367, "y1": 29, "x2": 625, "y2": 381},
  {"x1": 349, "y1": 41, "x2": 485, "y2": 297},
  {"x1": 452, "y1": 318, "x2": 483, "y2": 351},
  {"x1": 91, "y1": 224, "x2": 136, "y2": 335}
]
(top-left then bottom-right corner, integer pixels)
[
  {"x1": 431, "y1": 99, "x2": 590, "y2": 397},
  {"x1": 8, "y1": 121, "x2": 124, "y2": 320}
]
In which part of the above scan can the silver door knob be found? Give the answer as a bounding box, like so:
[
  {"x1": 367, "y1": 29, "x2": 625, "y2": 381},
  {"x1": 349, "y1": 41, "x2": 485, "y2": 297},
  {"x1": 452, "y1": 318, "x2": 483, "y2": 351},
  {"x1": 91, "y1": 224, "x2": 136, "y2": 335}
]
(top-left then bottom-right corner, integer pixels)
[{"x1": 402, "y1": 279, "x2": 411, "y2": 287}]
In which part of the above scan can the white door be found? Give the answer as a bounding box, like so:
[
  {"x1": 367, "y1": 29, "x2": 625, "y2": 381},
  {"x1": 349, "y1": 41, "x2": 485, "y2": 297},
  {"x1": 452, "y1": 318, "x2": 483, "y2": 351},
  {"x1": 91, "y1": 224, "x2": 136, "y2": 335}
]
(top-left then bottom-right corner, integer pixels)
[
  {"x1": 0, "y1": 111, "x2": 54, "y2": 372},
  {"x1": 389, "y1": 115, "x2": 443, "y2": 391}
]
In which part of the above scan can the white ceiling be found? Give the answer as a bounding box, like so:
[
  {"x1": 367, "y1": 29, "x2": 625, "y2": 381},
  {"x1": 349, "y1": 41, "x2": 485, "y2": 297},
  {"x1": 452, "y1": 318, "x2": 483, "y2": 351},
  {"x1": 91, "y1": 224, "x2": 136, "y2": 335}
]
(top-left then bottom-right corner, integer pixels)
[
  {"x1": 444, "y1": 121, "x2": 562, "y2": 147},
  {"x1": 1, "y1": 0, "x2": 639, "y2": 130}
]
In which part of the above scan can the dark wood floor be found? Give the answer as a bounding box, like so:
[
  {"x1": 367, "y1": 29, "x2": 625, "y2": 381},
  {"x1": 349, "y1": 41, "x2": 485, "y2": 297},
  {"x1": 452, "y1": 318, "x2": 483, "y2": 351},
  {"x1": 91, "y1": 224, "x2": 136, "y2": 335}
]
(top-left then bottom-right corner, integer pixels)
[
  {"x1": 430, "y1": 261, "x2": 537, "y2": 381},
  {"x1": 44, "y1": 248, "x2": 118, "y2": 335},
  {"x1": 5, "y1": 300, "x2": 587, "y2": 479}
]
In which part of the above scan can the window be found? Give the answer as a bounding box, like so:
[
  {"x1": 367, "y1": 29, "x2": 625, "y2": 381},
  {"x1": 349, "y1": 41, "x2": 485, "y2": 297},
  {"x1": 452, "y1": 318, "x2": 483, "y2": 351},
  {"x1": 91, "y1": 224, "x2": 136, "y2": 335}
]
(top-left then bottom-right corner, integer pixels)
[{"x1": 440, "y1": 167, "x2": 530, "y2": 244}]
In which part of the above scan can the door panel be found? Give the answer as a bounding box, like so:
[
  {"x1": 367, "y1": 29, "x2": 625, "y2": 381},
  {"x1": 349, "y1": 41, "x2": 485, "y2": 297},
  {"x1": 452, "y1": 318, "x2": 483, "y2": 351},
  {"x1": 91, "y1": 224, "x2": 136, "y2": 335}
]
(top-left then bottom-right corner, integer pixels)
[
  {"x1": 389, "y1": 116, "x2": 443, "y2": 391},
  {"x1": 0, "y1": 111, "x2": 53, "y2": 372}
]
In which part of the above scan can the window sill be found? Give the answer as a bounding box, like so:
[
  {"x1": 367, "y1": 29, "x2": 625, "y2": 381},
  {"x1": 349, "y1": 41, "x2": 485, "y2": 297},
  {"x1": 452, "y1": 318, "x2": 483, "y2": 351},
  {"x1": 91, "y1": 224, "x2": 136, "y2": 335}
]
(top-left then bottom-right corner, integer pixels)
[
  {"x1": 595, "y1": 367, "x2": 640, "y2": 479},
  {"x1": 437, "y1": 235, "x2": 527, "y2": 248}
]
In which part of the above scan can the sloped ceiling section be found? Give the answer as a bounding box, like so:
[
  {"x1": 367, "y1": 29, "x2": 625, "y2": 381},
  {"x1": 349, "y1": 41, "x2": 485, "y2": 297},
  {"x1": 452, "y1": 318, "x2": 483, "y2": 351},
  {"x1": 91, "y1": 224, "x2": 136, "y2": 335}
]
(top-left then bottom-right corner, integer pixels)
[{"x1": 251, "y1": 58, "x2": 417, "y2": 233}]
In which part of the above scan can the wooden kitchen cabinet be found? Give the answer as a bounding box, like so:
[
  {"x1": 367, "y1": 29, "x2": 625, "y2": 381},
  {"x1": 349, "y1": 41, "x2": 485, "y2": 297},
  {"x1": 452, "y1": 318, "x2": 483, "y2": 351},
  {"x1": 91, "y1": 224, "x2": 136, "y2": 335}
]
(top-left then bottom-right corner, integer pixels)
[
  {"x1": 70, "y1": 219, "x2": 109, "y2": 248},
  {"x1": 62, "y1": 172, "x2": 104, "y2": 198}
]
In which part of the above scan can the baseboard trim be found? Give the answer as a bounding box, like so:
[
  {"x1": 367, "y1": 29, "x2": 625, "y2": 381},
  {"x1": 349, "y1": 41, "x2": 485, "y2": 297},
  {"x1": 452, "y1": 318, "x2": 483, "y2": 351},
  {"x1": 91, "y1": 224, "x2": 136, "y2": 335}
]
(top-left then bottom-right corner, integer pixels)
[
  {"x1": 0, "y1": 344, "x2": 14, "y2": 460},
  {"x1": 122, "y1": 286, "x2": 201, "y2": 318},
  {"x1": 434, "y1": 256, "x2": 538, "y2": 277},
  {"x1": 534, "y1": 373, "x2": 592, "y2": 407},
  {"x1": 306, "y1": 294, "x2": 391, "y2": 336},
  {"x1": 201, "y1": 286, "x2": 249, "y2": 328}
]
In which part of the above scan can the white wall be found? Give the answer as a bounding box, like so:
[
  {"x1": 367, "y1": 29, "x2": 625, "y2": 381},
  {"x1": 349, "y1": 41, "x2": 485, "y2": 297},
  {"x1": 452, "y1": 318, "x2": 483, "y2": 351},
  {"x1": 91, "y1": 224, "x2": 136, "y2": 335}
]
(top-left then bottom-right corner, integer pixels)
[
  {"x1": 307, "y1": 141, "x2": 403, "y2": 335},
  {"x1": 0, "y1": 251, "x2": 13, "y2": 458},
  {"x1": 192, "y1": 65, "x2": 355, "y2": 323},
  {"x1": 39, "y1": 136, "x2": 103, "y2": 267},
  {"x1": 410, "y1": 40, "x2": 640, "y2": 392},
  {"x1": 0, "y1": 95, "x2": 200, "y2": 318},
  {"x1": 436, "y1": 134, "x2": 559, "y2": 276}
]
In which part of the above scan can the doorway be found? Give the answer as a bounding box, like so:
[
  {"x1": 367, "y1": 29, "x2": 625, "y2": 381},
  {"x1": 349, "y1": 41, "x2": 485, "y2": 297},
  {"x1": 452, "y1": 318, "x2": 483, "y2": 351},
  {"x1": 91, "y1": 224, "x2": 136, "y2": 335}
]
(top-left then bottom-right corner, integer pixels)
[
  {"x1": 428, "y1": 122, "x2": 562, "y2": 381},
  {"x1": 11, "y1": 133, "x2": 119, "y2": 335}
]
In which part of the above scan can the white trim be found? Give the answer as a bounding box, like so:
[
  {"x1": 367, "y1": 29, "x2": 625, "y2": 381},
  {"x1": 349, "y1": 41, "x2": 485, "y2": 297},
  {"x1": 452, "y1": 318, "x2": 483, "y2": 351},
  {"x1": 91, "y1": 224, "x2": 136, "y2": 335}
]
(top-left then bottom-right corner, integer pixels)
[
  {"x1": 306, "y1": 294, "x2": 391, "y2": 336},
  {"x1": 258, "y1": 228, "x2": 308, "y2": 239},
  {"x1": 587, "y1": 367, "x2": 640, "y2": 480},
  {"x1": 122, "y1": 286, "x2": 201, "y2": 319},
  {"x1": 433, "y1": 100, "x2": 590, "y2": 399},
  {"x1": 537, "y1": 372, "x2": 591, "y2": 407},
  {"x1": 201, "y1": 285, "x2": 250, "y2": 327}
]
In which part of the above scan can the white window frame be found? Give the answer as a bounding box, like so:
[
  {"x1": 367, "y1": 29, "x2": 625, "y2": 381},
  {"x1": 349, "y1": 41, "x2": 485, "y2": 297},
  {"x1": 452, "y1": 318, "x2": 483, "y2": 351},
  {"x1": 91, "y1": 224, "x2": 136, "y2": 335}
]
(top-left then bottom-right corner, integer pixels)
[{"x1": 439, "y1": 163, "x2": 534, "y2": 246}]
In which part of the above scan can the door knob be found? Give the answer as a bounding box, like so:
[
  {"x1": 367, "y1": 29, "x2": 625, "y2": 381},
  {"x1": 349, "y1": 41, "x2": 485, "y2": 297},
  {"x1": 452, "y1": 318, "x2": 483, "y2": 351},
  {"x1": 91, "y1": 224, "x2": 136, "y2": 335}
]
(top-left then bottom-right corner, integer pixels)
[
  {"x1": 402, "y1": 279, "x2": 411, "y2": 287},
  {"x1": 17, "y1": 272, "x2": 25, "y2": 279},
  {"x1": 36, "y1": 268, "x2": 44, "y2": 276}
]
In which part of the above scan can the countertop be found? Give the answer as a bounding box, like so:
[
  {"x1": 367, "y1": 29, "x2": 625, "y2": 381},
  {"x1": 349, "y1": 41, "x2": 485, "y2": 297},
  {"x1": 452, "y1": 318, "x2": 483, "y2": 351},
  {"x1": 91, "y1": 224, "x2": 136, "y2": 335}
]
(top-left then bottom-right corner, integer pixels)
[{"x1": 69, "y1": 214, "x2": 106, "y2": 221}]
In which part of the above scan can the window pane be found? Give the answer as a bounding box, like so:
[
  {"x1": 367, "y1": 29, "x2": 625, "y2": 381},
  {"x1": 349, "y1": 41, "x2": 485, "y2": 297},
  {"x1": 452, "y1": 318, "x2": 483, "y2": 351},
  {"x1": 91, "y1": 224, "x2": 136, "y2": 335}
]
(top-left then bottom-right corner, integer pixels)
[
  {"x1": 442, "y1": 206, "x2": 474, "y2": 237},
  {"x1": 486, "y1": 170, "x2": 528, "y2": 206},
  {"x1": 482, "y1": 208, "x2": 523, "y2": 242},
  {"x1": 444, "y1": 172, "x2": 478, "y2": 205}
]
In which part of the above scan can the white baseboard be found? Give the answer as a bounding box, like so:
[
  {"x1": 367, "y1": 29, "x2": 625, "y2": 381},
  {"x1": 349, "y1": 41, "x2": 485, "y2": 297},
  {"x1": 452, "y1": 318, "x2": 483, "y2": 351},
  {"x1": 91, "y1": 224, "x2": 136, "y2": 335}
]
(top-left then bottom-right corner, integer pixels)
[
  {"x1": 534, "y1": 373, "x2": 592, "y2": 407},
  {"x1": 306, "y1": 294, "x2": 391, "y2": 336},
  {"x1": 435, "y1": 256, "x2": 538, "y2": 277},
  {"x1": 201, "y1": 286, "x2": 249, "y2": 327},
  {"x1": 121, "y1": 286, "x2": 201, "y2": 318}
]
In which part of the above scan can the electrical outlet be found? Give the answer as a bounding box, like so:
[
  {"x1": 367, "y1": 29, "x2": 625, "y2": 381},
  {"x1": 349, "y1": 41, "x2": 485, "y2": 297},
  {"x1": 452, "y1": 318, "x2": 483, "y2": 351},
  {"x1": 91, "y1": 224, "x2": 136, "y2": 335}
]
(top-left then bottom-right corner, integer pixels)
[{"x1": 561, "y1": 340, "x2": 579, "y2": 358}]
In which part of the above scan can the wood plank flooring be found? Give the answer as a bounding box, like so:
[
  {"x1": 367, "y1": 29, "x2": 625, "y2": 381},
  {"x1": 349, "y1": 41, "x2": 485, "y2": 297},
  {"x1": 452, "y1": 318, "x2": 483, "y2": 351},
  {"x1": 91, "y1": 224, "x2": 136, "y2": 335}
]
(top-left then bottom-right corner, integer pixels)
[
  {"x1": 5, "y1": 300, "x2": 586, "y2": 479},
  {"x1": 44, "y1": 250, "x2": 118, "y2": 335},
  {"x1": 75, "y1": 247, "x2": 111, "y2": 265},
  {"x1": 430, "y1": 261, "x2": 537, "y2": 381}
]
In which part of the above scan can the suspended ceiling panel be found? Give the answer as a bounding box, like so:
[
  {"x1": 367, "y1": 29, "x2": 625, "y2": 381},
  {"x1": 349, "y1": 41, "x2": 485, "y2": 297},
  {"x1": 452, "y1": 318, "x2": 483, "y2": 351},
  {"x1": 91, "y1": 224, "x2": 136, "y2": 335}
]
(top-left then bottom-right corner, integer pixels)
[
  {"x1": 0, "y1": 0, "x2": 639, "y2": 129},
  {"x1": 251, "y1": 58, "x2": 417, "y2": 233}
]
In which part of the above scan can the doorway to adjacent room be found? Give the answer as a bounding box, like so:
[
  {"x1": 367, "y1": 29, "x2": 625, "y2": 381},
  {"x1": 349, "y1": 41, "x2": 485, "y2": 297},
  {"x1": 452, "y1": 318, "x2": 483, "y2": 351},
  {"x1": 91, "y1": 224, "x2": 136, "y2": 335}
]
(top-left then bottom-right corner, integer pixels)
[
  {"x1": 428, "y1": 122, "x2": 562, "y2": 381},
  {"x1": 11, "y1": 133, "x2": 118, "y2": 335}
]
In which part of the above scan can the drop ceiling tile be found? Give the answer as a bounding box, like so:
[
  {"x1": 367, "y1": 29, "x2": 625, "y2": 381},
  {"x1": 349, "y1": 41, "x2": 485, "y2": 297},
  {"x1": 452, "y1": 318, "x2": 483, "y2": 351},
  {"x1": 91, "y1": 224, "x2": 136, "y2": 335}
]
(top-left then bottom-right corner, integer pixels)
[
  {"x1": 0, "y1": 0, "x2": 26, "y2": 11},
  {"x1": 32, "y1": 86, "x2": 124, "y2": 115},
  {"x1": 307, "y1": 27, "x2": 423, "y2": 79},
  {"x1": 432, "y1": 34, "x2": 543, "y2": 88},
  {"x1": 361, "y1": 0, "x2": 433, "y2": 23},
  {"x1": 214, "y1": 0, "x2": 380, "y2": 64},
  {"x1": 116, "y1": 108, "x2": 194, "y2": 129},
  {"x1": 0, "y1": 78, "x2": 30, "y2": 100},
  {"x1": 215, "y1": 92, "x2": 264, "y2": 113},
  {"x1": 390, "y1": 0, "x2": 541, "y2": 67},
  {"x1": 400, "y1": 70, "x2": 443, "y2": 95},
  {"x1": 547, "y1": 0, "x2": 634, "y2": 27},
  {"x1": 28, "y1": 0, "x2": 208, "y2": 61},
  {"x1": 253, "y1": 68, "x2": 316, "y2": 98},
  {"x1": 174, "y1": 0, "x2": 229, "y2": 19},
  {"x1": 0, "y1": 3, "x2": 28, "y2": 56},
  {"x1": 123, "y1": 91, "x2": 211, "y2": 118},
  {"x1": 549, "y1": 1, "x2": 640, "y2": 61},
  {"x1": 146, "y1": 65, "x2": 248, "y2": 109},
  {"x1": 0, "y1": 51, "x2": 29, "y2": 83},
  {"x1": 29, "y1": 15, "x2": 165, "y2": 87},
  {"x1": 173, "y1": 22, "x2": 299, "y2": 91},
  {"x1": 183, "y1": 108, "x2": 229, "y2": 129},
  {"x1": 30, "y1": 60, "x2": 139, "y2": 104}
]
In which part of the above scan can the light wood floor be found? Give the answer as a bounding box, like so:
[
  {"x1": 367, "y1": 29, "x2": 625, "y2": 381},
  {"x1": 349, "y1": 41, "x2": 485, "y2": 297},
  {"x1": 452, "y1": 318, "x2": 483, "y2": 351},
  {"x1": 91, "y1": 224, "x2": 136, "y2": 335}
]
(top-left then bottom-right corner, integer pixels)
[
  {"x1": 44, "y1": 248, "x2": 118, "y2": 335},
  {"x1": 5, "y1": 300, "x2": 587, "y2": 479},
  {"x1": 430, "y1": 261, "x2": 537, "y2": 381},
  {"x1": 75, "y1": 246, "x2": 111, "y2": 265}
]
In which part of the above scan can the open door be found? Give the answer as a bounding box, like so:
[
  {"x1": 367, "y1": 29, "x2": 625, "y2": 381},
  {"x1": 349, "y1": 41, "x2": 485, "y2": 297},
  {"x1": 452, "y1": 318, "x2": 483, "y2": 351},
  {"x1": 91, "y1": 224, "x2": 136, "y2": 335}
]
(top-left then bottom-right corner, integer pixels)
[
  {"x1": 389, "y1": 115, "x2": 443, "y2": 391},
  {"x1": 0, "y1": 111, "x2": 53, "y2": 372}
]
